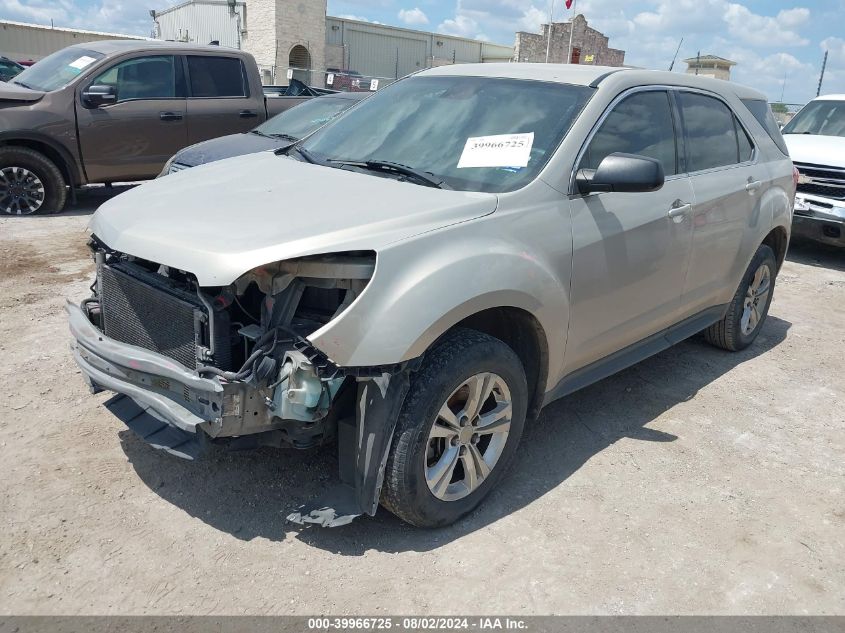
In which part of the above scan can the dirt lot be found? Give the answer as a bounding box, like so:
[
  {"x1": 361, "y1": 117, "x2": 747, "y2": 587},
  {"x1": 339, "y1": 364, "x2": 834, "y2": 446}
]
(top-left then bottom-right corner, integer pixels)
[{"x1": 1, "y1": 189, "x2": 843, "y2": 615}]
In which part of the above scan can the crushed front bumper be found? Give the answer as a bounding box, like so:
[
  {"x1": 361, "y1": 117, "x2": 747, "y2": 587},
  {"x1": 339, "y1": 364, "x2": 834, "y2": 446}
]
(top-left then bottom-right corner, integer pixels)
[
  {"x1": 792, "y1": 195, "x2": 845, "y2": 247},
  {"x1": 67, "y1": 299, "x2": 225, "y2": 439}
]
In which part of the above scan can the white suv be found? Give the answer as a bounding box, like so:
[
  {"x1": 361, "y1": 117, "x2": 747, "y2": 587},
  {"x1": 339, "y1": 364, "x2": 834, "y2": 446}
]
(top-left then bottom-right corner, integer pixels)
[{"x1": 69, "y1": 64, "x2": 795, "y2": 527}]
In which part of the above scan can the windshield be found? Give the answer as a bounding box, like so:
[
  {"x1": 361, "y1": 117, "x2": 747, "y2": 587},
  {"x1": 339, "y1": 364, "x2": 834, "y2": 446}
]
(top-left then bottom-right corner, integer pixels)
[
  {"x1": 782, "y1": 100, "x2": 845, "y2": 137},
  {"x1": 257, "y1": 96, "x2": 358, "y2": 139},
  {"x1": 300, "y1": 76, "x2": 593, "y2": 193},
  {"x1": 12, "y1": 48, "x2": 105, "y2": 92}
]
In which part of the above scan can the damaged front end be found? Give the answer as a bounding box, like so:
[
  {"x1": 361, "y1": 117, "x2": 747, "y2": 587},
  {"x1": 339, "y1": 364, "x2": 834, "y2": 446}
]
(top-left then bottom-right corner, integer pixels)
[{"x1": 68, "y1": 240, "x2": 413, "y2": 525}]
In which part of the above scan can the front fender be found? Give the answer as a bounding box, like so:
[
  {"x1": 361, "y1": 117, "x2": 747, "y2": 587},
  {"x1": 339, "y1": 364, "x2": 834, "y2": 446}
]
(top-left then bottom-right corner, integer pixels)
[{"x1": 308, "y1": 220, "x2": 570, "y2": 386}]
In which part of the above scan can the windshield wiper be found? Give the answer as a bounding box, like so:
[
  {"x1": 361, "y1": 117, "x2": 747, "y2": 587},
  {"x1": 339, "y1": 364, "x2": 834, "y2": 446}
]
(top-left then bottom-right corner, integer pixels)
[
  {"x1": 328, "y1": 159, "x2": 452, "y2": 190},
  {"x1": 276, "y1": 144, "x2": 328, "y2": 165},
  {"x1": 267, "y1": 133, "x2": 300, "y2": 142},
  {"x1": 12, "y1": 80, "x2": 34, "y2": 90}
]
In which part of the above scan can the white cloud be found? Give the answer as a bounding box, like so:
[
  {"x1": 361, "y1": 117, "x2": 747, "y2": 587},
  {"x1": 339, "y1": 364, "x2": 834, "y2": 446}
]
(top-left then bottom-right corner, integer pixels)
[
  {"x1": 0, "y1": 0, "x2": 177, "y2": 35},
  {"x1": 337, "y1": 14, "x2": 382, "y2": 25},
  {"x1": 398, "y1": 7, "x2": 429, "y2": 26}
]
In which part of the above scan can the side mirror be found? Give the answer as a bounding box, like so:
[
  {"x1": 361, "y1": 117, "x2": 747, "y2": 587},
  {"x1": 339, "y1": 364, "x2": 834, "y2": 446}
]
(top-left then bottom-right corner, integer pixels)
[
  {"x1": 576, "y1": 152, "x2": 665, "y2": 195},
  {"x1": 83, "y1": 84, "x2": 117, "y2": 108}
]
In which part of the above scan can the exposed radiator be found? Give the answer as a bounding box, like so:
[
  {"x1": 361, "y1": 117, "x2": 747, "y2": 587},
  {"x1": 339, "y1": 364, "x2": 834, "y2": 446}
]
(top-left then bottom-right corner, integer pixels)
[{"x1": 99, "y1": 262, "x2": 232, "y2": 370}]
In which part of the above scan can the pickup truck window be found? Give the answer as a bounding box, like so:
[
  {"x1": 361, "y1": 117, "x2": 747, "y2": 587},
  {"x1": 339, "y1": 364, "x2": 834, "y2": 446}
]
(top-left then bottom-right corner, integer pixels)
[
  {"x1": 11, "y1": 47, "x2": 105, "y2": 92},
  {"x1": 187, "y1": 56, "x2": 248, "y2": 98},
  {"x1": 301, "y1": 76, "x2": 593, "y2": 194},
  {"x1": 91, "y1": 56, "x2": 180, "y2": 102},
  {"x1": 782, "y1": 100, "x2": 845, "y2": 138}
]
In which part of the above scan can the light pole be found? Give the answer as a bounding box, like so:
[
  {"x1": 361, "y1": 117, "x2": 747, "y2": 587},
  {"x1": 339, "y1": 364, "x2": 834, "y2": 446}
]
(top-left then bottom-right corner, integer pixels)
[{"x1": 545, "y1": 1, "x2": 555, "y2": 63}]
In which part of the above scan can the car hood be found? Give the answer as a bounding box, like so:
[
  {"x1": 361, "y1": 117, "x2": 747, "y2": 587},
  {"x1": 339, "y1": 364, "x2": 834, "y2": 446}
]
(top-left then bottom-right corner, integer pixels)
[
  {"x1": 173, "y1": 133, "x2": 291, "y2": 168},
  {"x1": 90, "y1": 151, "x2": 498, "y2": 286},
  {"x1": 783, "y1": 134, "x2": 845, "y2": 169},
  {"x1": 0, "y1": 81, "x2": 45, "y2": 103}
]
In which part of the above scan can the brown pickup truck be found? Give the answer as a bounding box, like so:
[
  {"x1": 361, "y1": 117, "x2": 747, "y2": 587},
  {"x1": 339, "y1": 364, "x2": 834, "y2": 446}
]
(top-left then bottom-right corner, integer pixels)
[{"x1": 0, "y1": 40, "x2": 325, "y2": 214}]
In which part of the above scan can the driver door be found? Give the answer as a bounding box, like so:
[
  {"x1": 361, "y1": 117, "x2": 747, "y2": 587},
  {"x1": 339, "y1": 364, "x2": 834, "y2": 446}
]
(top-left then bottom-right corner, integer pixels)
[
  {"x1": 563, "y1": 89, "x2": 695, "y2": 374},
  {"x1": 76, "y1": 54, "x2": 187, "y2": 182}
]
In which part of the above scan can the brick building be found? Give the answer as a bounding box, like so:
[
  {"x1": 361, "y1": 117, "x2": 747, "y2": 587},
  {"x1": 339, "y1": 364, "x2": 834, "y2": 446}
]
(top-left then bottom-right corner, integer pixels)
[{"x1": 514, "y1": 14, "x2": 625, "y2": 66}]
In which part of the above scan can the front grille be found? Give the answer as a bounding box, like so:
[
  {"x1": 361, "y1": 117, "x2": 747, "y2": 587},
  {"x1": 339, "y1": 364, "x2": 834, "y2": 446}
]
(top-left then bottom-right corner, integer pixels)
[
  {"x1": 100, "y1": 264, "x2": 202, "y2": 369},
  {"x1": 794, "y1": 162, "x2": 845, "y2": 201}
]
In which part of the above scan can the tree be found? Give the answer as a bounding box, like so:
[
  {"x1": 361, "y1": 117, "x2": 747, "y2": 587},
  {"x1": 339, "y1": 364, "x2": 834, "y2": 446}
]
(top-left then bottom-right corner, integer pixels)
[{"x1": 771, "y1": 102, "x2": 789, "y2": 114}]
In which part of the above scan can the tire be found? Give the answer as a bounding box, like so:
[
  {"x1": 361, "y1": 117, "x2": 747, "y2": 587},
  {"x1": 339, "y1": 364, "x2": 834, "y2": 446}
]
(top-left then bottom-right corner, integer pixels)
[
  {"x1": 0, "y1": 147, "x2": 67, "y2": 215},
  {"x1": 381, "y1": 328, "x2": 528, "y2": 528},
  {"x1": 704, "y1": 244, "x2": 777, "y2": 351}
]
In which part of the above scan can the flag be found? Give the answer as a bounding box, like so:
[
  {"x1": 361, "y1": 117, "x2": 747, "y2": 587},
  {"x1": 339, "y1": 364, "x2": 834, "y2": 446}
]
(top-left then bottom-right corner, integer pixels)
[{"x1": 565, "y1": 0, "x2": 574, "y2": 8}]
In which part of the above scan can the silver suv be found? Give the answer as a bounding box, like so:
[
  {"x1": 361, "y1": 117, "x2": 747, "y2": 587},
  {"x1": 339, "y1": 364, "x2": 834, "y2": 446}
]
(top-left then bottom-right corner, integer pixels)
[{"x1": 68, "y1": 64, "x2": 795, "y2": 528}]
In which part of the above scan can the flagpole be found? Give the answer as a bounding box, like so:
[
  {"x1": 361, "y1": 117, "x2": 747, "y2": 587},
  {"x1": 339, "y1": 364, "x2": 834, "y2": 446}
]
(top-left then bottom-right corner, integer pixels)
[
  {"x1": 566, "y1": 0, "x2": 576, "y2": 64},
  {"x1": 545, "y1": 1, "x2": 555, "y2": 63}
]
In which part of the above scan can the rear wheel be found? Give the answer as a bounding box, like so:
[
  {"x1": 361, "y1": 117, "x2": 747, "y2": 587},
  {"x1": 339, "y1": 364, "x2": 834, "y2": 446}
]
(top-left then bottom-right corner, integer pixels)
[
  {"x1": 0, "y1": 147, "x2": 67, "y2": 215},
  {"x1": 381, "y1": 328, "x2": 527, "y2": 527},
  {"x1": 704, "y1": 244, "x2": 777, "y2": 351}
]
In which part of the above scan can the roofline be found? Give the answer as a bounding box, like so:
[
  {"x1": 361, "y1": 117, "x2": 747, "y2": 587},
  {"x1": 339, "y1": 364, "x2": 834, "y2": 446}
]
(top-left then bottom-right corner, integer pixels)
[
  {"x1": 0, "y1": 19, "x2": 148, "y2": 40},
  {"x1": 326, "y1": 15, "x2": 513, "y2": 51},
  {"x1": 155, "y1": 0, "x2": 245, "y2": 18}
]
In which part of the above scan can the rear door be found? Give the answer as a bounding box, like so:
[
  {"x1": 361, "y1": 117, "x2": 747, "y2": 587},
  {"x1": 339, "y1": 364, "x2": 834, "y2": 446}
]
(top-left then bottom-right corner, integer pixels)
[
  {"x1": 676, "y1": 90, "x2": 761, "y2": 316},
  {"x1": 564, "y1": 89, "x2": 695, "y2": 373},
  {"x1": 184, "y1": 55, "x2": 263, "y2": 144},
  {"x1": 76, "y1": 54, "x2": 187, "y2": 182}
]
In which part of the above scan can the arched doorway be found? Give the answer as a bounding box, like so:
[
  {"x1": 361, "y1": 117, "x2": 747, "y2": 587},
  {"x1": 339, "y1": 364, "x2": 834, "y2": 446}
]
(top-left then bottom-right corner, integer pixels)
[{"x1": 288, "y1": 45, "x2": 312, "y2": 85}]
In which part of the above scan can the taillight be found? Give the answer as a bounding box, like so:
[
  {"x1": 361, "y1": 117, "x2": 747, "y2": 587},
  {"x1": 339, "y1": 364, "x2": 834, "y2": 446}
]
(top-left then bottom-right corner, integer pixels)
[{"x1": 792, "y1": 165, "x2": 800, "y2": 191}]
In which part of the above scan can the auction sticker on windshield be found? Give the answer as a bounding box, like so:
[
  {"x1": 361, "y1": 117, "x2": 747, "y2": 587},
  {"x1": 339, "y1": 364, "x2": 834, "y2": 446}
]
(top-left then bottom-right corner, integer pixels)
[
  {"x1": 68, "y1": 56, "x2": 97, "y2": 71},
  {"x1": 458, "y1": 133, "x2": 534, "y2": 169}
]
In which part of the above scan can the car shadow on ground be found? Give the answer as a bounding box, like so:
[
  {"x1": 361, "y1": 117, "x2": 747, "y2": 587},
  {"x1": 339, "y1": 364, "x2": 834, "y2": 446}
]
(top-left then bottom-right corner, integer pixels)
[
  {"x1": 786, "y1": 237, "x2": 845, "y2": 272},
  {"x1": 120, "y1": 315, "x2": 791, "y2": 554}
]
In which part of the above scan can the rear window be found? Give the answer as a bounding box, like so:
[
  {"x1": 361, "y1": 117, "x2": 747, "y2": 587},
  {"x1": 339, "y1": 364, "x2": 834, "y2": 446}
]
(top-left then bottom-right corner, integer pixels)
[
  {"x1": 187, "y1": 56, "x2": 247, "y2": 98},
  {"x1": 741, "y1": 98, "x2": 789, "y2": 155},
  {"x1": 678, "y1": 92, "x2": 739, "y2": 172}
]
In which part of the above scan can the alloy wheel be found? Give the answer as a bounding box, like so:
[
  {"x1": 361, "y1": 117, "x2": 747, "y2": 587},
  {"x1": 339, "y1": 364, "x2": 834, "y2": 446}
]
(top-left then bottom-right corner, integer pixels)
[
  {"x1": 741, "y1": 263, "x2": 771, "y2": 335},
  {"x1": 0, "y1": 166, "x2": 46, "y2": 215},
  {"x1": 425, "y1": 372, "x2": 512, "y2": 502}
]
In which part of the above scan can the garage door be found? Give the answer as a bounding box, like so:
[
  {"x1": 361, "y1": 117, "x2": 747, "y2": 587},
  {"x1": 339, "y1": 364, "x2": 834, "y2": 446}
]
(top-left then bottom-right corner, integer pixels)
[{"x1": 347, "y1": 30, "x2": 427, "y2": 80}]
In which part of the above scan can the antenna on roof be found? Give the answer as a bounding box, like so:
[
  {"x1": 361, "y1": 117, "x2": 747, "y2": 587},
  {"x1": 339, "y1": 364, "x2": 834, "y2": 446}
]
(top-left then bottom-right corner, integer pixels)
[{"x1": 668, "y1": 37, "x2": 683, "y2": 72}]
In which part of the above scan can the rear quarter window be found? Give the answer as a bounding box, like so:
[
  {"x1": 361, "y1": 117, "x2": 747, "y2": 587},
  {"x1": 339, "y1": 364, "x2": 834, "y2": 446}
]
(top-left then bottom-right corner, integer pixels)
[{"x1": 741, "y1": 98, "x2": 789, "y2": 156}]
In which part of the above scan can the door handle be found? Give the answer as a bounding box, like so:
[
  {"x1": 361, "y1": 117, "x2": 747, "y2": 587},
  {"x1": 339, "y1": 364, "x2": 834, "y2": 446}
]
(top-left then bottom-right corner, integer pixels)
[
  {"x1": 745, "y1": 180, "x2": 762, "y2": 193},
  {"x1": 239, "y1": 109, "x2": 258, "y2": 118},
  {"x1": 159, "y1": 111, "x2": 183, "y2": 121},
  {"x1": 668, "y1": 202, "x2": 692, "y2": 222}
]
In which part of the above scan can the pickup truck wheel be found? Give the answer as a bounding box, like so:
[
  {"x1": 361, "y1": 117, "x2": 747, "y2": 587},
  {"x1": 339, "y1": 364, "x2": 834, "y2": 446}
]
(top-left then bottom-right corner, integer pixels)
[
  {"x1": 0, "y1": 147, "x2": 67, "y2": 215},
  {"x1": 704, "y1": 244, "x2": 777, "y2": 351},
  {"x1": 381, "y1": 328, "x2": 527, "y2": 528}
]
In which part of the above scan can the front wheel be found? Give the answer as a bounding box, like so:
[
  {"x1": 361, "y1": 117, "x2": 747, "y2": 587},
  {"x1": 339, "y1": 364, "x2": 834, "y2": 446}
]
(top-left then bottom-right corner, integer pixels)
[
  {"x1": 0, "y1": 147, "x2": 67, "y2": 215},
  {"x1": 381, "y1": 328, "x2": 527, "y2": 527}
]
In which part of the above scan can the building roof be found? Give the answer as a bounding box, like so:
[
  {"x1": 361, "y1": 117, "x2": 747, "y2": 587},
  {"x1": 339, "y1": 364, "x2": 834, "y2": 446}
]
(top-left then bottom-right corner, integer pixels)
[
  {"x1": 683, "y1": 54, "x2": 737, "y2": 66},
  {"x1": 0, "y1": 19, "x2": 148, "y2": 40}
]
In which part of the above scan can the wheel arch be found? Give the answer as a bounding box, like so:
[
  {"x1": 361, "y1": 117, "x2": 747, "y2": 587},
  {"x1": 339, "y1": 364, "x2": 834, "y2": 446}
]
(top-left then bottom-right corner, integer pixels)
[
  {"x1": 761, "y1": 224, "x2": 789, "y2": 271},
  {"x1": 0, "y1": 132, "x2": 82, "y2": 188},
  {"x1": 450, "y1": 306, "x2": 550, "y2": 421}
]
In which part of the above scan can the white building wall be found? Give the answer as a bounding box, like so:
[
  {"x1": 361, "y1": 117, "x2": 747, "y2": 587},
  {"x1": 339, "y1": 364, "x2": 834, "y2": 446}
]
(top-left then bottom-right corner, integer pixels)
[
  {"x1": 0, "y1": 20, "x2": 146, "y2": 62},
  {"x1": 155, "y1": 0, "x2": 246, "y2": 49}
]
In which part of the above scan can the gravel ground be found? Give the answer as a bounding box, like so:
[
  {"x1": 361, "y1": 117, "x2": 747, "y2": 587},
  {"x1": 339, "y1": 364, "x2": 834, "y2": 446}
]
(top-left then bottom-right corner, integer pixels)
[{"x1": 1, "y1": 189, "x2": 843, "y2": 615}]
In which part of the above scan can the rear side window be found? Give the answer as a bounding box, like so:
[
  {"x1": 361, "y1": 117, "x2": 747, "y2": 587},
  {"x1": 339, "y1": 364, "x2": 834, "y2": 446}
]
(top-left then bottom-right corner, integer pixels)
[
  {"x1": 741, "y1": 98, "x2": 789, "y2": 155},
  {"x1": 582, "y1": 90, "x2": 678, "y2": 176},
  {"x1": 187, "y1": 56, "x2": 247, "y2": 98},
  {"x1": 678, "y1": 92, "x2": 740, "y2": 172},
  {"x1": 736, "y1": 119, "x2": 754, "y2": 162}
]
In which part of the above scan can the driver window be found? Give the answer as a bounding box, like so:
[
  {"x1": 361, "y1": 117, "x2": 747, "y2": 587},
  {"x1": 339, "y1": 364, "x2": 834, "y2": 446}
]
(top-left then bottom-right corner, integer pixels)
[
  {"x1": 91, "y1": 56, "x2": 178, "y2": 102},
  {"x1": 582, "y1": 90, "x2": 678, "y2": 176}
]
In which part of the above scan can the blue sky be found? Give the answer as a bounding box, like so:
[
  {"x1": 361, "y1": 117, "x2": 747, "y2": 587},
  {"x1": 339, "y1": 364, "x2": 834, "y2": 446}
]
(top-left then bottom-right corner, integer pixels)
[{"x1": 2, "y1": 0, "x2": 844, "y2": 102}]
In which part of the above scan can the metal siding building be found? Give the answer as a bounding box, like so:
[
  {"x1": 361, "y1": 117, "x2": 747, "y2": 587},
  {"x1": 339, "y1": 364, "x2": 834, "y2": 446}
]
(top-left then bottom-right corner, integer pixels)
[
  {"x1": 154, "y1": 0, "x2": 247, "y2": 49},
  {"x1": 0, "y1": 20, "x2": 147, "y2": 62},
  {"x1": 325, "y1": 16, "x2": 513, "y2": 78}
]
